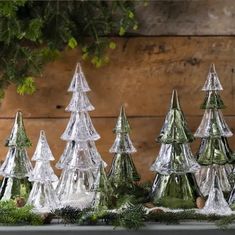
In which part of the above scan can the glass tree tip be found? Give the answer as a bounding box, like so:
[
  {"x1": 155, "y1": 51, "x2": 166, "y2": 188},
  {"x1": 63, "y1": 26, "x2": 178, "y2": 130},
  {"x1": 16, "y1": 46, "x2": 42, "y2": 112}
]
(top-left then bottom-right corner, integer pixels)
[
  {"x1": 119, "y1": 105, "x2": 127, "y2": 119},
  {"x1": 202, "y1": 63, "x2": 223, "y2": 91},
  {"x1": 170, "y1": 89, "x2": 181, "y2": 110},
  {"x1": 209, "y1": 63, "x2": 216, "y2": 73},
  {"x1": 16, "y1": 110, "x2": 23, "y2": 123},
  {"x1": 40, "y1": 130, "x2": 46, "y2": 137},
  {"x1": 113, "y1": 105, "x2": 131, "y2": 133},
  {"x1": 75, "y1": 62, "x2": 82, "y2": 73},
  {"x1": 39, "y1": 129, "x2": 49, "y2": 146},
  {"x1": 5, "y1": 110, "x2": 32, "y2": 147}
]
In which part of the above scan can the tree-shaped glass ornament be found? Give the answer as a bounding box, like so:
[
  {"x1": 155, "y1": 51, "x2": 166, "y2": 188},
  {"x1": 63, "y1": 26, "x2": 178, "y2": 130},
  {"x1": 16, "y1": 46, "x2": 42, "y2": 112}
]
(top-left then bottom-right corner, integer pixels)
[
  {"x1": 91, "y1": 162, "x2": 112, "y2": 210},
  {"x1": 27, "y1": 130, "x2": 59, "y2": 213},
  {"x1": 56, "y1": 63, "x2": 105, "y2": 209},
  {"x1": 194, "y1": 64, "x2": 235, "y2": 197},
  {"x1": 200, "y1": 174, "x2": 232, "y2": 215},
  {"x1": 108, "y1": 106, "x2": 140, "y2": 195},
  {"x1": 150, "y1": 90, "x2": 201, "y2": 209},
  {"x1": 0, "y1": 111, "x2": 32, "y2": 203}
]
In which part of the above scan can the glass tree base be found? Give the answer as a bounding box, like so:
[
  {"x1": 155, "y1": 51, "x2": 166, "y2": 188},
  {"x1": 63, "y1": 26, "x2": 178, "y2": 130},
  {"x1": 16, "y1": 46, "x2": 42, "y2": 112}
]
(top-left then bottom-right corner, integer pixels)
[
  {"x1": 151, "y1": 173, "x2": 201, "y2": 209},
  {"x1": 0, "y1": 177, "x2": 32, "y2": 202}
]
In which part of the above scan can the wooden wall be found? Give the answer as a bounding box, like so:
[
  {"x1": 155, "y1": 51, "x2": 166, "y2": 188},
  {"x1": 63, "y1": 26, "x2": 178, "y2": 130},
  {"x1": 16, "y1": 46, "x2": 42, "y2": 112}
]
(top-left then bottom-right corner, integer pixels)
[{"x1": 1, "y1": 1, "x2": 235, "y2": 182}]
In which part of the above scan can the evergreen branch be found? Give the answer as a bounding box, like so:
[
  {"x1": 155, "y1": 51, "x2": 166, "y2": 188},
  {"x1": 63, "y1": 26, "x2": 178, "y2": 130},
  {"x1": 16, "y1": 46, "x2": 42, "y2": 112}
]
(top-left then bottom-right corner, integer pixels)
[
  {"x1": 0, "y1": 0, "x2": 142, "y2": 98},
  {"x1": 0, "y1": 200, "x2": 43, "y2": 225}
]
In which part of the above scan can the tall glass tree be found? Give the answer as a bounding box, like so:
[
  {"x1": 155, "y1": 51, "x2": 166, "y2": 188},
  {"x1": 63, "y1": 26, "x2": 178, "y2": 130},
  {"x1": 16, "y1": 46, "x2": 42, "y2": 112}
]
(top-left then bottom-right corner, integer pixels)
[
  {"x1": 150, "y1": 90, "x2": 201, "y2": 209},
  {"x1": 0, "y1": 111, "x2": 32, "y2": 203},
  {"x1": 56, "y1": 63, "x2": 105, "y2": 209},
  {"x1": 27, "y1": 130, "x2": 59, "y2": 213},
  {"x1": 108, "y1": 106, "x2": 140, "y2": 196},
  {"x1": 194, "y1": 64, "x2": 235, "y2": 197}
]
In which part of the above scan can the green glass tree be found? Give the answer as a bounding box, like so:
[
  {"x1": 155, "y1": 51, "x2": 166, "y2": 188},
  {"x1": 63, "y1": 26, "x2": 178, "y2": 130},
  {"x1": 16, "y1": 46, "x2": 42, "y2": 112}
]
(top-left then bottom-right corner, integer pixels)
[
  {"x1": 108, "y1": 106, "x2": 140, "y2": 196},
  {"x1": 91, "y1": 162, "x2": 112, "y2": 210},
  {"x1": 150, "y1": 90, "x2": 201, "y2": 209},
  {"x1": 194, "y1": 64, "x2": 235, "y2": 197},
  {"x1": 0, "y1": 111, "x2": 32, "y2": 203}
]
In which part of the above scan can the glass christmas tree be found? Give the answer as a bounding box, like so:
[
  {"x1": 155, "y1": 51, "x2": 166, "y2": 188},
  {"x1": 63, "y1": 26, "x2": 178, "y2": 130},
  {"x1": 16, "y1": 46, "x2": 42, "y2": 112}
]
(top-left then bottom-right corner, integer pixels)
[
  {"x1": 150, "y1": 90, "x2": 201, "y2": 209},
  {"x1": 91, "y1": 162, "x2": 112, "y2": 210},
  {"x1": 108, "y1": 106, "x2": 140, "y2": 195},
  {"x1": 56, "y1": 63, "x2": 105, "y2": 209},
  {"x1": 201, "y1": 174, "x2": 232, "y2": 215},
  {"x1": 0, "y1": 111, "x2": 32, "y2": 203},
  {"x1": 27, "y1": 130, "x2": 59, "y2": 213},
  {"x1": 194, "y1": 64, "x2": 235, "y2": 197}
]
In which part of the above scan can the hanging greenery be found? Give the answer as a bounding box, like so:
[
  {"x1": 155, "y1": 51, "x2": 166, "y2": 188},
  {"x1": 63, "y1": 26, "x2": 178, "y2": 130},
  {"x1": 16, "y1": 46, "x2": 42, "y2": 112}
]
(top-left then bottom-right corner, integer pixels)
[{"x1": 0, "y1": 0, "x2": 141, "y2": 98}]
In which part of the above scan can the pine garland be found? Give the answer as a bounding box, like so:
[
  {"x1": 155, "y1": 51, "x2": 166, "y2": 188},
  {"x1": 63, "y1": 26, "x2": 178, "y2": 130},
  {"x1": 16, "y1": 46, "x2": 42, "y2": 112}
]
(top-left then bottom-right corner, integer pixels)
[
  {"x1": 0, "y1": 199, "x2": 234, "y2": 229},
  {"x1": 55, "y1": 205, "x2": 235, "y2": 230},
  {"x1": 55, "y1": 205, "x2": 146, "y2": 230}
]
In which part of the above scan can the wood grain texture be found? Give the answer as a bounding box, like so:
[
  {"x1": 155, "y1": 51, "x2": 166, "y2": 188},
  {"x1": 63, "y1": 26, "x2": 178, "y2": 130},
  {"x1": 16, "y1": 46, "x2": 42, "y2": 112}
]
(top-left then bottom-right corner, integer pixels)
[
  {"x1": 1, "y1": 37, "x2": 235, "y2": 118},
  {"x1": 0, "y1": 117, "x2": 234, "y2": 182},
  {"x1": 1, "y1": 37, "x2": 235, "y2": 181},
  {"x1": 135, "y1": 0, "x2": 235, "y2": 35}
]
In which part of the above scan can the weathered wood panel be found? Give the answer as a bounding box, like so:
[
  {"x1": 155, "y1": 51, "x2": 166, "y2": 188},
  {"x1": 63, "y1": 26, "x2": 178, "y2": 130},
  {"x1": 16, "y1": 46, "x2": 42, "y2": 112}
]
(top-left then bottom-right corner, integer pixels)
[
  {"x1": 1, "y1": 37, "x2": 235, "y2": 118},
  {"x1": 135, "y1": 0, "x2": 235, "y2": 35},
  {"x1": 0, "y1": 117, "x2": 234, "y2": 181}
]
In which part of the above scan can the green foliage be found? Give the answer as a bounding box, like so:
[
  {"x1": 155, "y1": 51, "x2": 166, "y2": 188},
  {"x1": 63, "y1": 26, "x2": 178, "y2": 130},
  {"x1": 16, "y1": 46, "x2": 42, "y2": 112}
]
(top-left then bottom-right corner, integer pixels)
[
  {"x1": 0, "y1": 0, "x2": 141, "y2": 97},
  {"x1": 56, "y1": 204, "x2": 146, "y2": 230},
  {"x1": 215, "y1": 214, "x2": 235, "y2": 229},
  {"x1": 114, "y1": 182, "x2": 151, "y2": 207},
  {"x1": 56, "y1": 206, "x2": 235, "y2": 230},
  {"x1": 55, "y1": 206, "x2": 88, "y2": 224},
  {"x1": 147, "y1": 210, "x2": 235, "y2": 229},
  {"x1": 68, "y1": 37, "x2": 78, "y2": 49},
  {"x1": 0, "y1": 200, "x2": 43, "y2": 225},
  {"x1": 112, "y1": 205, "x2": 146, "y2": 230},
  {"x1": 17, "y1": 77, "x2": 36, "y2": 95}
]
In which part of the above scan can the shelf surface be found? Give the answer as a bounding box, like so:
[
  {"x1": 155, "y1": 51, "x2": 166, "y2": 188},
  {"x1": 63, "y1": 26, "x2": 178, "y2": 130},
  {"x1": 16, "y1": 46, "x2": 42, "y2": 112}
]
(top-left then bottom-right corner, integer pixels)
[{"x1": 0, "y1": 222, "x2": 235, "y2": 235}]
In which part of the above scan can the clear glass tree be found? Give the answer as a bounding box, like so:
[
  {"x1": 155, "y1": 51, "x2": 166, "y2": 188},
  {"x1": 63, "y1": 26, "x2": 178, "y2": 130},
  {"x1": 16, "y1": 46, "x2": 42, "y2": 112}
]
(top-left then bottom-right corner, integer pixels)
[
  {"x1": 0, "y1": 111, "x2": 32, "y2": 204},
  {"x1": 150, "y1": 90, "x2": 201, "y2": 209},
  {"x1": 56, "y1": 63, "x2": 105, "y2": 209},
  {"x1": 201, "y1": 174, "x2": 232, "y2": 215},
  {"x1": 108, "y1": 106, "x2": 140, "y2": 196},
  {"x1": 194, "y1": 64, "x2": 235, "y2": 197},
  {"x1": 27, "y1": 130, "x2": 59, "y2": 213}
]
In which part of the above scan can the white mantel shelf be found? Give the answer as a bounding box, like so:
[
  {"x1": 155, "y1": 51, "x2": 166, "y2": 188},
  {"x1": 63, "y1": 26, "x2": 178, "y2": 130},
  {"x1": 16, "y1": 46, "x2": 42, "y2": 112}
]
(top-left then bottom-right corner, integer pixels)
[{"x1": 0, "y1": 222, "x2": 235, "y2": 235}]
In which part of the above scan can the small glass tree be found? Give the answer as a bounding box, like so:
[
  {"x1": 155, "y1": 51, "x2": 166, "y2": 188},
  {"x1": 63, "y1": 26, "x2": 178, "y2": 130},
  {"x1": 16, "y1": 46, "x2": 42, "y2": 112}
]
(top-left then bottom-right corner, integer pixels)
[
  {"x1": 56, "y1": 63, "x2": 105, "y2": 209},
  {"x1": 108, "y1": 106, "x2": 140, "y2": 196},
  {"x1": 0, "y1": 111, "x2": 32, "y2": 203},
  {"x1": 27, "y1": 130, "x2": 59, "y2": 213},
  {"x1": 194, "y1": 64, "x2": 235, "y2": 196},
  {"x1": 150, "y1": 90, "x2": 201, "y2": 209},
  {"x1": 201, "y1": 174, "x2": 232, "y2": 215}
]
